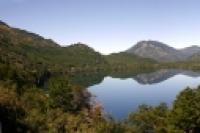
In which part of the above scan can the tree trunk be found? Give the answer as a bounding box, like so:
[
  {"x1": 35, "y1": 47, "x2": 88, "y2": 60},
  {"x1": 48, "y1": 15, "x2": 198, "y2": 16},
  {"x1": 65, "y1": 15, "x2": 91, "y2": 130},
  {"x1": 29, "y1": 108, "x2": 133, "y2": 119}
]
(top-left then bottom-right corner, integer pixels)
[
  {"x1": 193, "y1": 127, "x2": 200, "y2": 133},
  {"x1": 0, "y1": 121, "x2": 2, "y2": 133},
  {"x1": 185, "y1": 129, "x2": 190, "y2": 133}
]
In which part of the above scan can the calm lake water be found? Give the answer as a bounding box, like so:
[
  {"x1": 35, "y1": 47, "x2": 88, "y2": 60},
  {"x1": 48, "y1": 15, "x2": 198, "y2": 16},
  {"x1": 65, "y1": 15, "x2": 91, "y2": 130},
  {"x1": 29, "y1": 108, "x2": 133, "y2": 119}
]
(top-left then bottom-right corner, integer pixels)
[{"x1": 87, "y1": 69, "x2": 200, "y2": 120}]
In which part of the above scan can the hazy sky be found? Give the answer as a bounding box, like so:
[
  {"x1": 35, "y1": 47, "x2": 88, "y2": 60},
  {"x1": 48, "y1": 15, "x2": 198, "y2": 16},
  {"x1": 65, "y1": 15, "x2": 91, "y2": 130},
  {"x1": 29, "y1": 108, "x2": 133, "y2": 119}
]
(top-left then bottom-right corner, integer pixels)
[{"x1": 1, "y1": 0, "x2": 200, "y2": 54}]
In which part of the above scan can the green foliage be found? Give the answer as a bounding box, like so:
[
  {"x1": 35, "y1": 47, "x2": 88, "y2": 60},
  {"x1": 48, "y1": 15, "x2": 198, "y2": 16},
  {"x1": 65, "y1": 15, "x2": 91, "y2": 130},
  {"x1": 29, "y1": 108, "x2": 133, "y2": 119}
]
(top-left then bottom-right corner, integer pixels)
[
  {"x1": 106, "y1": 52, "x2": 159, "y2": 73},
  {"x1": 169, "y1": 86, "x2": 200, "y2": 132},
  {"x1": 0, "y1": 84, "x2": 127, "y2": 133},
  {"x1": 48, "y1": 77, "x2": 73, "y2": 111},
  {"x1": 0, "y1": 86, "x2": 27, "y2": 133},
  {"x1": 1, "y1": 21, "x2": 200, "y2": 133},
  {"x1": 48, "y1": 77, "x2": 90, "y2": 112},
  {"x1": 69, "y1": 72, "x2": 106, "y2": 87},
  {"x1": 0, "y1": 22, "x2": 108, "y2": 72},
  {"x1": 125, "y1": 87, "x2": 200, "y2": 133},
  {"x1": 126, "y1": 103, "x2": 169, "y2": 133}
]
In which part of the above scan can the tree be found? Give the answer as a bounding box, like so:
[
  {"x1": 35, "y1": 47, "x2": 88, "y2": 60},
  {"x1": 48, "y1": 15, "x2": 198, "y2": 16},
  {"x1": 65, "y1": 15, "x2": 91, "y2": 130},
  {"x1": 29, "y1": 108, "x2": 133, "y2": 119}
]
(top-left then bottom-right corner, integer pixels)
[
  {"x1": 0, "y1": 86, "x2": 27, "y2": 133},
  {"x1": 169, "y1": 87, "x2": 200, "y2": 133},
  {"x1": 48, "y1": 77, "x2": 74, "y2": 112},
  {"x1": 48, "y1": 76, "x2": 91, "y2": 112},
  {"x1": 126, "y1": 103, "x2": 169, "y2": 133}
]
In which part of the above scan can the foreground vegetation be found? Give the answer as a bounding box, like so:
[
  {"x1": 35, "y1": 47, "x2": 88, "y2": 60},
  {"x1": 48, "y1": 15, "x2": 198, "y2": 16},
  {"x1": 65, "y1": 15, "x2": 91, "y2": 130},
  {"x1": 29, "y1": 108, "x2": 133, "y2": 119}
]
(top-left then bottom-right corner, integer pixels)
[
  {"x1": 1, "y1": 21, "x2": 200, "y2": 132},
  {"x1": 1, "y1": 78, "x2": 200, "y2": 133},
  {"x1": 127, "y1": 86, "x2": 200, "y2": 133}
]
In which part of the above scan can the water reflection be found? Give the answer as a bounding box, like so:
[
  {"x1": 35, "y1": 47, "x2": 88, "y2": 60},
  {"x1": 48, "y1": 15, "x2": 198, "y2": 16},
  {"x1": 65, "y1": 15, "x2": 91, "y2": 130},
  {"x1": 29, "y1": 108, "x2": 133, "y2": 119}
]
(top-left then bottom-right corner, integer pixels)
[
  {"x1": 87, "y1": 69, "x2": 200, "y2": 120},
  {"x1": 133, "y1": 69, "x2": 200, "y2": 84}
]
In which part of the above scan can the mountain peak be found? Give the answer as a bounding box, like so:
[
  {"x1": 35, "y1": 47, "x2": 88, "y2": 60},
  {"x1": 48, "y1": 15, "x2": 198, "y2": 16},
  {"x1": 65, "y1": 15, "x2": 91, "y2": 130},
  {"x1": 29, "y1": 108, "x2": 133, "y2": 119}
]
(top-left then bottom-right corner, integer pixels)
[
  {"x1": 126, "y1": 40, "x2": 182, "y2": 62},
  {"x1": 133, "y1": 40, "x2": 171, "y2": 49},
  {"x1": 126, "y1": 40, "x2": 200, "y2": 62}
]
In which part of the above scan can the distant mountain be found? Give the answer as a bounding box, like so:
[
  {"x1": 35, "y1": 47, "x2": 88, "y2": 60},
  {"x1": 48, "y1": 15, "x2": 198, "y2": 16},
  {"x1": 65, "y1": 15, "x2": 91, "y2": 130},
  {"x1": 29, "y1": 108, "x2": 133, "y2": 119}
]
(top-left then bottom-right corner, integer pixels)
[
  {"x1": 1, "y1": 19, "x2": 199, "y2": 74},
  {"x1": 126, "y1": 40, "x2": 200, "y2": 62},
  {"x1": 180, "y1": 45, "x2": 200, "y2": 57},
  {"x1": 126, "y1": 41, "x2": 184, "y2": 62},
  {"x1": 1, "y1": 20, "x2": 161, "y2": 76},
  {"x1": 189, "y1": 52, "x2": 200, "y2": 61}
]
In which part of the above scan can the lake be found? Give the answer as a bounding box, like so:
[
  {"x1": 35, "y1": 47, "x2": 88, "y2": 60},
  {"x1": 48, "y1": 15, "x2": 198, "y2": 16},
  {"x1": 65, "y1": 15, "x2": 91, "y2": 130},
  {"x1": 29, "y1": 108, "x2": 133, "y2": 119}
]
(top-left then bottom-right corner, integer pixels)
[{"x1": 87, "y1": 69, "x2": 200, "y2": 120}]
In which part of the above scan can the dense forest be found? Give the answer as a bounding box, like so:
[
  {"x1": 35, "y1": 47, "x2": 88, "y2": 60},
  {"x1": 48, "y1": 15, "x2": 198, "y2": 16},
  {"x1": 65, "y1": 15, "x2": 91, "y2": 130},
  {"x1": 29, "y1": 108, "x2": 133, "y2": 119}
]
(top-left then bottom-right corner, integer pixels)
[{"x1": 1, "y1": 21, "x2": 200, "y2": 133}]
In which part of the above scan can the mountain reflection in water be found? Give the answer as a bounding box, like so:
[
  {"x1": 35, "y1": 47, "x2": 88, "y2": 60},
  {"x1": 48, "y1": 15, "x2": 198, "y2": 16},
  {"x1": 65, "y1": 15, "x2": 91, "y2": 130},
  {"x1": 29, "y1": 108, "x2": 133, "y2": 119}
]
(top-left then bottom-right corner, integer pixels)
[{"x1": 87, "y1": 69, "x2": 200, "y2": 120}]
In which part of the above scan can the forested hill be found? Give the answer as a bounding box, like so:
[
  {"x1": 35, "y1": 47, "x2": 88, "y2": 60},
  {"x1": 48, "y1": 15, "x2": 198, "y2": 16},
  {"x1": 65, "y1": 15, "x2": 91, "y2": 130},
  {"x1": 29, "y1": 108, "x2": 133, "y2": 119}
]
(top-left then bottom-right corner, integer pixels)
[
  {"x1": 0, "y1": 21, "x2": 112, "y2": 89},
  {"x1": 0, "y1": 21, "x2": 159, "y2": 75},
  {"x1": 105, "y1": 52, "x2": 158, "y2": 72},
  {"x1": 0, "y1": 21, "x2": 108, "y2": 72},
  {"x1": 1, "y1": 20, "x2": 200, "y2": 86}
]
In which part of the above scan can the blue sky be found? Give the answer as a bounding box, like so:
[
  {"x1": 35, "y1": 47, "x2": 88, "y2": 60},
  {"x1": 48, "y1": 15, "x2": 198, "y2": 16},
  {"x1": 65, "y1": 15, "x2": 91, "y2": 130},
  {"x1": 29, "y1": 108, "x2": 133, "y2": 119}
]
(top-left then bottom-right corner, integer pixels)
[{"x1": 1, "y1": 0, "x2": 200, "y2": 54}]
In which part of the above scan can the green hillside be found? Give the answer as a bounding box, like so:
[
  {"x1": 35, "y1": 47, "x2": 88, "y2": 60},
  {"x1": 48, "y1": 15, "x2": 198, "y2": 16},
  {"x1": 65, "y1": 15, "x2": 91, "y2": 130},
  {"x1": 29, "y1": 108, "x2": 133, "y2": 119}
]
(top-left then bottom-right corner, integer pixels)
[
  {"x1": 1, "y1": 20, "x2": 200, "y2": 89},
  {"x1": 106, "y1": 52, "x2": 158, "y2": 72},
  {"x1": 0, "y1": 21, "x2": 110, "y2": 88},
  {"x1": 0, "y1": 21, "x2": 107, "y2": 71}
]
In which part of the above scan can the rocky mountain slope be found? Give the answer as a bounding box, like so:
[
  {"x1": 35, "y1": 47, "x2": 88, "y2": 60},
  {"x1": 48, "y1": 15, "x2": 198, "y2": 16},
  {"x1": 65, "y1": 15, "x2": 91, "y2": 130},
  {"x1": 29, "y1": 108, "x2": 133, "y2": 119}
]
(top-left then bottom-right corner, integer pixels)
[
  {"x1": 180, "y1": 45, "x2": 200, "y2": 57},
  {"x1": 126, "y1": 41, "x2": 200, "y2": 62}
]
